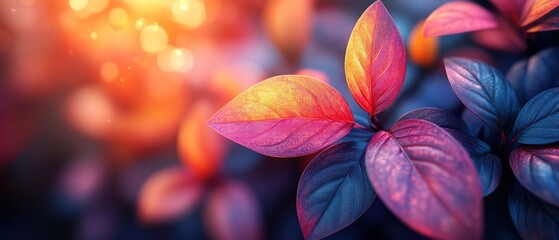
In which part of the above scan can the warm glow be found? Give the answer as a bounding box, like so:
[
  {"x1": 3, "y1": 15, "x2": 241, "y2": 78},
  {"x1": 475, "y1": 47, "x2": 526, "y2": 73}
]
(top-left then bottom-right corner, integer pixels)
[
  {"x1": 171, "y1": 0, "x2": 206, "y2": 29},
  {"x1": 100, "y1": 62, "x2": 119, "y2": 82},
  {"x1": 69, "y1": 0, "x2": 88, "y2": 12},
  {"x1": 140, "y1": 24, "x2": 168, "y2": 53},
  {"x1": 135, "y1": 18, "x2": 147, "y2": 30},
  {"x1": 108, "y1": 8, "x2": 128, "y2": 30},
  {"x1": 157, "y1": 46, "x2": 194, "y2": 72}
]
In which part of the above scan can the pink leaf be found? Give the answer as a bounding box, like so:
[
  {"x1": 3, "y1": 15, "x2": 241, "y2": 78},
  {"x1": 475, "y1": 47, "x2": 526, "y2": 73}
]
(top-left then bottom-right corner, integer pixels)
[
  {"x1": 345, "y1": 0, "x2": 406, "y2": 115},
  {"x1": 424, "y1": 1, "x2": 498, "y2": 37},
  {"x1": 365, "y1": 119, "x2": 483, "y2": 240},
  {"x1": 138, "y1": 167, "x2": 203, "y2": 224},
  {"x1": 208, "y1": 75, "x2": 354, "y2": 158},
  {"x1": 472, "y1": 16, "x2": 527, "y2": 53},
  {"x1": 490, "y1": 0, "x2": 528, "y2": 23},
  {"x1": 521, "y1": 0, "x2": 559, "y2": 27},
  {"x1": 204, "y1": 181, "x2": 262, "y2": 240}
]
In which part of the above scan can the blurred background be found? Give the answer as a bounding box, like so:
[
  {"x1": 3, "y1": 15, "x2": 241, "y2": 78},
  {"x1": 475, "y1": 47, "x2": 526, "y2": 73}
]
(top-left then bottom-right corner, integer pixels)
[{"x1": 0, "y1": 0, "x2": 557, "y2": 239}]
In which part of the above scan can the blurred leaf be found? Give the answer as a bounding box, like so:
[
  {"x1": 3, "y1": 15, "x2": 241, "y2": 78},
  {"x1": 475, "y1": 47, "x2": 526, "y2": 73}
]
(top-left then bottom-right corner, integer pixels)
[
  {"x1": 178, "y1": 100, "x2": 225, "y2": 180},
  {"x1": 398, "y1": 108, "x2": 501, "y2": 196},
  {"x1": 366, "y1": 120, "x2": 483, "y2": 240},
  {"x1": 509, "y1": 183, "x2": 559, "y2": 239},
  {"x1": 508, "y1": 47, "x2": 559, "y2": 104},
  {"x1": 526, "y1": 7, "x2": 559, "y2": 32},
  {"x1": 204, "y1": 181, "x2": 262, "y2": 240},
  {"x1": 408, "y1": 20, "x2": 439, "y2": 67},
  {"x1": 423, "y1": 1, "x2": 498, "y2": 37},
  {"x1": 138, "y1": 167, "x2": 203, "y2": 224},
  {"x1": 512, "y1": 88, "x2": 559, "y2": 145},
  {"x1": 208, "y1": 75, "x2": 354, "y2": 158},
  {"x1": 520, "y1": 0, "x2": 559, "y2": 27},
  {"x1": 490, "y1": 0, "x2": 527, "y2": 23},
  {"x1": 345, "y1": 0, "x2": 406, "y2": 115},
  {"x1": 444, "y1": 57, "x2": 520, "y2": 136},
  {"x1": 297, "y1": 142, "x2": 375, "y2": 240},
  {"x1": 510, "y1": 146, "x2": 559, "y2": 207},
  {"x1": 472, "y1": 16, "x2": 527, "y2": 53},
  {"x1": 263, "y1": 0, "x2": 313, "y2": 62}
]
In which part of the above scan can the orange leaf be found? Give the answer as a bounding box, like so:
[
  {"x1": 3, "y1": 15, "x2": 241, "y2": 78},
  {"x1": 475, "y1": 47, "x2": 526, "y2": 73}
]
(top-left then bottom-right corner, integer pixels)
[
  {"x1": 521, "y1": 0, "x2": 559, "y2": 27},
  {"x1": 408, "y1": 20, "x2": 439, "y2": 67}
]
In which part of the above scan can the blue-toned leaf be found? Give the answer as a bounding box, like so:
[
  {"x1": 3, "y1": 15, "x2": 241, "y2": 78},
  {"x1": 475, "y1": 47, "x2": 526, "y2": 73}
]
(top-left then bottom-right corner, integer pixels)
[
  {"x1": 512, "y1": 88, "x2": 559, "y2": 145},
  {"x1": 507, "y1": 47, "x2": 559, "y2": 104},
  {"x1": 398, "y1": 107, "x2": 468, "y2": 132},
  {"x1": 474, "y1": 153, "x2": 501, "y2": 196},
  {"x1": 510, "y1": 146, "x2": 559, "y2": 207},
  {"x1": 297, "y1": 142, "x2": 375, "y2": 240},
  {"x1": 444, "y1": 57, "x2": 520, "y2": 135},
  {"x1": 509, "y1": 183, "x2": 559, "y2": 240},
  {"x1": 366, "y1": 119, "x2": 483, "y2": 240}
]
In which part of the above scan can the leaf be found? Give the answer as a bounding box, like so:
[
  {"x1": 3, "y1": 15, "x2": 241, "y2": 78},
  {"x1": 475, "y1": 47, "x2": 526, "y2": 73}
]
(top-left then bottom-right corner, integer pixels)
[
  {"x1": 397, "y1": 107, "x2": 468, "y2": 133},
  {"x1": 365, "y1": 119, "x2": 483, "y2": 240},
  {"x1": 138, "y1": 167, "x2": 203, "y2": 224},
  {"x1": 471, "y1": 16, "x2": 527, "y2": 53},
  {"x1": 408, "y1": 20, "x2": 439, "y2": 67},
  {"x1": 508, "y1": 47, "x2": 559, "y2": 104},
  {"x1": 263, "y1": 0, "x2": 313, "y2": 62},
  {"x1": 297, "y1": 142, "x2": 375, "y2": 240},
  {"x1": 345, "y1": 0, "x2": 406, "y2": 115},
  {"x1": 510, "y1": 146, "x2": 559, "y2": 206},
  {"x1": 178, "y1": 100, "x2": 225, "y2": 180},
  {"x1": 208, "y1": 75, "x2": 354, "y2": 158},
  {"x1": 398, "y1": 108, "x2": 501, "y2": 196},
  {"x1": 520, "y1": 0, "x2": 559, "y2": 27},
  {"x1": 204, "y1": 181, "x2": 262, "y2": 240},
  {"x1": 423, "y1": 1, "x2": 498, "y2": 37},
  {"x1": 512, "y1": 88, "x2": 559, "y2": 145},
  {"x1": 490, "y1": 0, "x2": 528, "y2": 23},
  {"x1": 444, "y1": 57, "x2": 520, "y2": 135},
  {"x1": 526, "y1": 7, "x2": 559, "y2": 32},
  {"x1": 509, "y1": 183, "x2": 559, "y2": 239}
]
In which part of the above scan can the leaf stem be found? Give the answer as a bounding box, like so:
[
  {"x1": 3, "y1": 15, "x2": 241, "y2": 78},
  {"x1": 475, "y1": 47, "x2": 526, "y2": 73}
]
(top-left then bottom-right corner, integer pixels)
[{"x1": 370, "y1": 115, "x2": 385, "y2": 131}]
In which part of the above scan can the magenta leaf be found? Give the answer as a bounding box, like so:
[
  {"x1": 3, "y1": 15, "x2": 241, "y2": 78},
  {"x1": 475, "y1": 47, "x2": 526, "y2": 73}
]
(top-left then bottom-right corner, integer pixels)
[
  {"x1": 208, "y1": 75, "x2": 355, "y2": 158},
  {"x1": 204, "y1": 181, "x2": 262, "y2": 240},
  {"x1": 512, "y1": 88, "x2": 559, "y2": 145},
  {"x1": 423, "y1": 1, "x2": 498, "y2": 37},
  {"x1": 471, "y1": 16, "x2": 527, "y2": 53},
  {"x1": 444, "y1": 57, "x2": 520, "y2": 136},
  {"x1": 345, "y1": 0, "x2": 406, "y2": 115},
  {"x1": 297, "y1": 142, "x2": 375, "y2": 240},
  {"x1": 509, "y1": 183, "x2": 559, "y2": 239},
  {"x1": 490, "y1": 0, "x2": 528, "y2": 23},
  {"x1": 510, "y1": 146, "x2": 559, "y2": 207},
  {"x1": 365, "y1": 119, "x2": 483, "y2": 240},
  {"x1": 399, "y1": 108, "x2": 501, "y2": 196},
  {"x1": 507, "y1": 47, "x2": 559, "y2": 104}
]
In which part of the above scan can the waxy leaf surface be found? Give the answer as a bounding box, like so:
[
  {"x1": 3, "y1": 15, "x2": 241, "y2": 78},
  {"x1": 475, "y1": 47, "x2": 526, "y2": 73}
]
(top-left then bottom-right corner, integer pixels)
[
  {"x1": 345, "y1": 1, "x2": 406, "y2": 115},
  {"x1": 509, "y1": 183, "x2": 559, "y2": 239},
  {"x1": 521, "y1": 0, "x2": 559, "y2": 26},
  {"x1": 508, "y1": 47, "x2": 559, "y2": 104},
  {"x1": 423, "y1": 1, "x2": 498, "y2": 37},
  {"x1": 297, "y1": 142, "x2": 375, "y2": 240},
  {"x1": 208, "y1": 75, "x2": 354, "y2": 158},
  {"x1": 204, "y1": 181, "x2": 262, "y2": 240},
  {"x1": 445, "y1": 58, "x2": 520, "y2": 134},
  {"x1": 512, "y1": 88, "x2": 559, "y2": 145},
  {"x1": 511, "y1": 146, "x2": 559, "y2": 206},
  {"x1": 366, "y1": 119, "x2": 483, "y2": 240},
  {"x1": 399, "y1": 108, "x2": 501, "y2": 196}
]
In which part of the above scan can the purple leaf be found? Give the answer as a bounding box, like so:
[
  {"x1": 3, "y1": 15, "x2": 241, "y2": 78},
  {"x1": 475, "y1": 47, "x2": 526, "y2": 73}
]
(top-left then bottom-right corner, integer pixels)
[
  {"x1": 397, "y1": 107, "x2": 468, "y2": 132},
  {"x1": 365, "y1": 119, "x2": 483, "y2": 240},
  {"x1": 509, "y1": 183, "x2": 559, "y2": 239},
  {"x1": 510, "y1": 146, "x2": 559, "y2": 207},
  {"x1": 208, "y1": 75, "x2": 355, "y2": 158},
  {"x1": 204, "y1": 181, "x2": 262, "y2": 240},
  {"x1": 444, "y1": 57, "x2": 520, "y2": 136},
  {"x1": 508, "y1": 47, "x2": 559, "y2": 104},
  {"x1": 512, "y1": 88, "x2": 559, "y2": 145},
  {"x1": 297, "y1": 142, "x2": 375, "y2": 240},
  {"x1": 345, "y1": 0, "x2": 406, "y2": 115},
  {"x1": 423, "y1": 1, "x2": 498, "y2": 37}
]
